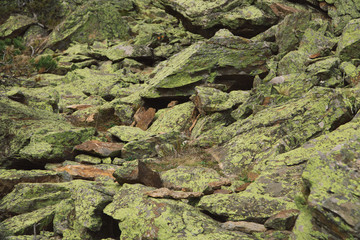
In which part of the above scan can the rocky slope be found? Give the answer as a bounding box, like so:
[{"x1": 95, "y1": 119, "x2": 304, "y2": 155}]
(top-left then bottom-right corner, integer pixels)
[{"x1": 0, "y1": 0, "x2": 360, "y2": 239}]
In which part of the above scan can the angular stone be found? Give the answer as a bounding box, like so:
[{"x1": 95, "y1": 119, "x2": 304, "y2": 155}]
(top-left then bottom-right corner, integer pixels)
[
  {"x1": 103, "y1": 184, "x2": 255, "y2": 239},
  {"x1": 54, "y1": 164, "x2": 117, "y2": 180},
  {"x1": 337, "y1": 18, "x2": 360, "y2": 61},
  {"x1": 222, "y1": 221, "x2": 267, "y2": 233},
  {"x1": 0, "y1": 169, "x2": 63, "y2": 198},
  {"x1": 75, "y1": 154, "x2": 102, "y2": 165},
  {"x1": 108, "y1": 125, "x2": 152, "y2": 142},
  {"x1": 161, "y1": 166, "x2": 223, "y2": 193},
  {"x1": 74, "y1": 140, "x2": 123, "y2": 157},
  {"x1": 0, "y1": 14, "x2": 36, "y2": 38},
  {"x1": 113, "y1": 160, "x2": 162, "y2": 188},
  {"x1": 264, "y1": 209, "x2": 299, "y2": 230},
  {"x1": 145, "y1": 188, "x2": 203, "y2": 199},
  {"x1": 132, "y1": 107, "x2": 156, "y2": 130}
]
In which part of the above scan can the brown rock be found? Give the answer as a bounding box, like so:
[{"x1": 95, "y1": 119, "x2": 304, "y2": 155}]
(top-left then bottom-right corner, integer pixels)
[
  {"x1": 113, "y1": 160, "x2": 162, "y2": 188},
  {"x1": 133, "y1": 107, "x2": 156, "y2": 130},
  {"x1": 204, "y1": 178, "x2": 232, "y2": 194},
  {"x1": 146, "y1": 187, "x2": 203, "y2": 199},
  {"x1": 264, "y1": 209, "x2": 300, "y2": 230},
  {"x1": 222, "y1": 221, "x2": 267, "y2": 233},
  {"x1": 235, "y1": 182, "x2": 251, "y2": 192},
  {"x1": 74, "y1": 140, "x2": 123, "y2": 157},
  {"x1": 213, "y1": 189, "x2": 232, "y2": 194},
  {"x1": 54, "y1": 164, "x2": 116, "y2": 180},
  {"x1": 66, "y1": 104, "x2": 93, "y2": 111}
]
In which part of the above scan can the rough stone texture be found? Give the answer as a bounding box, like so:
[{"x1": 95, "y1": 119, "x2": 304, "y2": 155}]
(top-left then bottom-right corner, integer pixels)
[
  {"x1": 108, "y1": 125, "x2": 152, "y2": 142},
  {"x1": 0, "y1": 169, "x2": 64, "y2": 198},
  {"x1": 103, "y1": 183, "x2": 255, "y2": 239},
  {"x1": 264, "y1": 209, "x2": 299, "y2": 230},
  {"x1": 0, "y1": 15, "x2": 36, "y2": 38},
  {"x1": 161, "y1": 166, "x2": 223, "y2": 193},
  {"x1": 132, "y1": 107, "x2": 156, "y2": 130},
  {"x1": 74, "y1": 140, "x2": 123, "y2": 157},
  {"x1": 54, "y1": 164, "x2": 117, "y2": 180},
  {"x1": 337, "y1": 18, "x2": 360, "y2": 62},
  {"x1": 145, "y1": 187, "x2": 203, "y2": 199},
  {"x1": 113, "y1": 160, "x2": 163, "y2": 188},
  {"x1": 222, "y1": 221, "x2": 267, "y2": 233}
]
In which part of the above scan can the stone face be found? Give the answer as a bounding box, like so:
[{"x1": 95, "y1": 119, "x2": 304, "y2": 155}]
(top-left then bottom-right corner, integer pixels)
[
  {"x1": 113, "y1": 160, "x2": 163, "y2": 188},
  {"x1": 337, "y1": 18, "x2": 360, "y2": 62},
  {"x1": 0, "y1": 15, "x2": 36, "y2": 38},
  {"x1": 145, "y1": 187, "x2": 203, "y2": 199},
  {"x1": 108, "y1": 125, "x2": 152, "y2": 142},
  {"x1": 54, "y1": 164, "x2": 117, "y2": 180},
  {"x1": 222, "y1": 221, "x2": 267, "y2": 233},
  {"x1": 74, "y1": 140, "x2": 124, "y2": 157},
  {"x1": 132, "y1": 107, "x2": 156, "y2": 130},
  {"x1": 103, "y1": 183, "x2": 255, "y2": 239},
  {"x1": 161, "y1": 166, "x2": 223, "y2": 193},
  {"x1": 264, "y1": 209, "x2": 299, "y2": 230}
]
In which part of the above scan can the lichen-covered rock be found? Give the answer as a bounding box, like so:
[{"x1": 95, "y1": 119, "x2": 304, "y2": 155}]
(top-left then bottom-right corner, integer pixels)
[
  {"x1": 46, "y1": 0, "x2": 134, "y2": 50},
  {"x1": 0, "y1": 180, "x2": 118, "y2": 239},
  {"x1": 148, "y1": 102, "x2": 195, "y2": 134},
  {"x1": 103, "y1": 183, "x2": 255, "y2": 239},
  {"x1": 108, "y1": 125, "x2": 152, "y2": 142},
  {"x1": 191, "y1": 112, "x2": 233, "y2": 140},
  {"x1": 113, "y1": 160, "x2": 162, "y2": 188},
  {"x1": 306, "y1": 57, "x2": 343, "y2": 88},
  {"x1": 142, "y1": 31, "x2": 274, "y2": 98},
  {"x1": 74, "y1": 140, "x2": 123, "y2": 158},
  {"x1": 75, "y1": 154, "x2": 102, "y2": 165},
  {"x1": 0, "y1": 169, "x2": 64, "y2": 198},
  {"x1": 337, "y1": 18, "x2": 360, "y2": 62},
  {"x1": 192, "y1": 86, "x2": 250, "y2": 114},
  {"x1": 0, "y1": 14, "x2": 36, "y2": 38},
  {"x1": 199, "y1": 87, "x2": 353, "y2": 175},
  {"x1": 161, "y1": 166, "x2": 223, "y2": 193}
]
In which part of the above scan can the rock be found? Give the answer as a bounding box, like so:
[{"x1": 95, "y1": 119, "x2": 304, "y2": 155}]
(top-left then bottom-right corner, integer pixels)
[
  {"x1": 142, "y1": 33, "x2": 274, "y2": 99},
  {"x1": 0, "y1": 14, "x2": 36, "y2": 38},
  {"x1": 75, "y1": 154, "x2": 102, "y2": 165},
  {"x1": 132, "y1": 107, "x2": 156, "y2": 130},
  {"x1": 0, "y1": 169, "x2": 64, "y2": 198},
  {"x1": 161, "y1": 166, "x2": 223, "y2": 193},
  {"x1": 113, "y1": 160, "x2": 162, "y2": 188},
  {"x1": 264, "y1": 209, "x2": 299, "y2": 230},
  {"x1": 73, "y1": 140, "x2": 123, "y2": 158},
  {"x1": 192, "y1": 86, "x2": 250, "y2": 114},
  {"x1": 94, "y1": 43, "x2": 153, "y2": 62},
  {"x1": 337, "y1": 18, "x2": 360, "y2": 62},
  {"x1": 46, "y1": 0, "x2": 134, "y2": 50},
  {"x1": 222, "y1": 221, "x2": 267, "y2": 233},
  {"x1": 108, "y1": 125, "x2": 152, "y2": 142},
  {"x1": 103, "y1": 183, "x2": 255, "y2": 239},
  {"x1": 148, "y1": 102, "x2": 195, "y2": 134},
  {"x1": 0, "y1": 180, "x2": 117, "y2": 239},
  {"x1": 306, "y1": 57, "x2": 343, "y2": 88},
  {"x1": 54, "y1": 164, "x2": 117, "y2": 180},
  {"x1": 145, "y1": 187, "x2": 203, "y2": 199}
]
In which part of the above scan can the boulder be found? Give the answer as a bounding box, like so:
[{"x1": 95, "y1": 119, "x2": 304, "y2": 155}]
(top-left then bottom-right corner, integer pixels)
[
  {"x1": 54, "y1": 164, "x2": 118, "y2": 180},
  {"x1": 113, "y1": 160, "x2": 162, "y2": 188},
  {"x1": 222, "y1": 221, "x2": 267, "y2": 233},
  {"x1": 74, "y1": 140, "x2": 124, "y2": 158},
  {"x1": 0, "y1": 15, "x2": 36, "y2": 38},
  {"x1": 108, "y1": 125, "x2": 153, "y2": 142},
  {"x1": 103, "y1": 183, "x2": 256, "y2": 239},
  {"x1": 337, "y1": 18, "x2": 360, "y2": 62}
]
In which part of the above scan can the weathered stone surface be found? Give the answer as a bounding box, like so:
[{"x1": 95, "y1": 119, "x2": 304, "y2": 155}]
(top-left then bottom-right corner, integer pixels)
[
  {"x1": 108, "y1": 125, "x2": 153, "y2": 142},
  {"x1": 132, "y1": 107, "x2": 156, "y2": 130},
  {"x1": 74, "y1": 140, "x2": 123, "y2": 157},
  {"x1": 337, "y1": 18, "x2": 360, "y2": 62},
  {"x1": 103, "y1": 183, "x2": 255, "y2": 239},
  {"x1": 75, "y1": 154, "x2": 102, "y2": 165},
  {"x1": 0, "y1": 15, "x2": 36, "y2": 38},
  {"x1": 145, "y1": 187, "x2": 203, "y2": 199},
  {"x1": 54, "y1": 164, "x2": 117, "y2": 180},
  {"x1": 0, "y1": 169, "x2": 63, "y2": 198},
  {"x1": 142, "y1": 31, "x2": 274, "y2": 98},
  {"x1": 113, "y1": 160, "x2": 162, "y2": 188},
  {"x1": 192, "y1": 86, "x2": 250, "y2": 114},
  {"x1": 222, "y1": 221, "x2": 267, "y2": 233},
  {"x1": 161, "y1": 166, "x2": 223, "y2": 193},
  {"x1": 148, "y1": 102, "x2": 195, "y2": 134},
  {"x1": 264, "y1": 209, "x2": 299, "y2": 230}
]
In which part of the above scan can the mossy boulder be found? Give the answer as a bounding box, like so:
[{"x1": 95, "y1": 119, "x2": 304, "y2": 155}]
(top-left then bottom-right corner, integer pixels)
[
  {"x1": 142, "y1": 31, "x2": 274, "y2": 98},
  {"x1": 0, "y1": 15, "x2": 36, "y2": 38},
  {"x1": 337, "y1": 18, "x2": 360, "y2": 62},
  {"x1": 108, "y1": 125, "x2": 152, "y2": 142},
  {"x1": 103, "y1": 183, "x2": 255, "y2": 239}
]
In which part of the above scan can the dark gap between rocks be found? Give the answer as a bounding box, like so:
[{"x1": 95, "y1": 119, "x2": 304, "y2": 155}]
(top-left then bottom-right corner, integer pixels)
[
  {"x1": 214, "y1": 74, "x2": 254, "y2": 91},
  {"x1": 200, "y1": 209, "x2": 228, "y2": 223},
  {"x1": 90, "y1": 213, "x2": 121, "y2": 239},
  {"x1": 143, "y1": 96, "x2": 190, "y2": 110}
]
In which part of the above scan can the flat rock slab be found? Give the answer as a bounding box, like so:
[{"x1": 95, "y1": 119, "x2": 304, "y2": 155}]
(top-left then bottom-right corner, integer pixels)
[
  {"x1": 113, "y1": 160, "x2": 162, "y2": 188},
  {"x1": 108, "y1": 125, "x2": 152, "y2": 142},
  {"x1": 74, "y1": 140, "x2": 123, "y2": 157},
  {"x1": 145, "y1": 187, "x2": 203, "y2": 199},
  {"x1": 54, "y1": 164, "x2": 117, "y2": 180},
  {"x1": 0, "y1": 169, "x2": 63, "y2": 198},
  {"x1": 222, "y1": 221, "x2": 267, "y2": 233}
]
